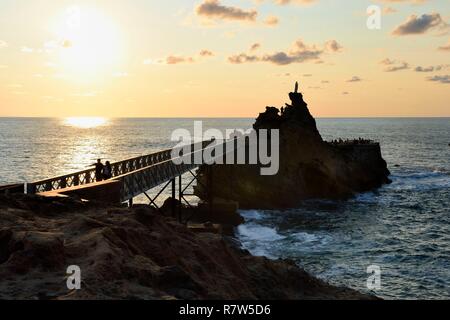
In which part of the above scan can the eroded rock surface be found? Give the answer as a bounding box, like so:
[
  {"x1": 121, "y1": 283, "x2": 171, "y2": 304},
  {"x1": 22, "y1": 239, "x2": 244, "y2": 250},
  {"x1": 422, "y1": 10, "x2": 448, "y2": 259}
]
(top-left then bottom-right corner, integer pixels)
[{"x1": 0, "y1": 194, "x2": 374, "y2": 300}]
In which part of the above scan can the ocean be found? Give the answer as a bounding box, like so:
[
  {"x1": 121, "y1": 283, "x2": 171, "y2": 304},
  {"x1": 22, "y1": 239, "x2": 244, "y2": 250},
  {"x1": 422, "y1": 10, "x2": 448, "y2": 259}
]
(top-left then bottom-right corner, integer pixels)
[{"x1": 0, "y1": 117, "x2": 449, "y2": 299}]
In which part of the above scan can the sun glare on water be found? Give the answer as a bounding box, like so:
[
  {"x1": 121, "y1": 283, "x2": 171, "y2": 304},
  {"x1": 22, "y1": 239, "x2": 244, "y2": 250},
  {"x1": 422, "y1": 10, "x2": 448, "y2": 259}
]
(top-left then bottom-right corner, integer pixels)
[{"x1": 65, "y1": 117, "x2": 108, "y2": 128}]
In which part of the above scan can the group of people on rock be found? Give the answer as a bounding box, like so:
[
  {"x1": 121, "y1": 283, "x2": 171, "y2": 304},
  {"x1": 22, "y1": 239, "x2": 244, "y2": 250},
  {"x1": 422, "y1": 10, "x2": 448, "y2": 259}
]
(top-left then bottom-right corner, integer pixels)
[
  {"x1": 92, "y1": 159, "x2": 112, "y2": 182},
  {"x1": 329, "y1": 138, "x2": 375, "y2": 145}
]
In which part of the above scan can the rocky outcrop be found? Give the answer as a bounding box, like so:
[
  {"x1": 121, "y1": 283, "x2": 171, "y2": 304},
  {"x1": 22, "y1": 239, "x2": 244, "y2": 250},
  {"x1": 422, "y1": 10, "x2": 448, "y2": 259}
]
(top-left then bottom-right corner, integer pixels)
[
  {"x1": 0, "y1": 194, "x2": 374, "y2": 300},
  {"x1": 195, "y1": 83, "x2": 391, "y2": 209}
]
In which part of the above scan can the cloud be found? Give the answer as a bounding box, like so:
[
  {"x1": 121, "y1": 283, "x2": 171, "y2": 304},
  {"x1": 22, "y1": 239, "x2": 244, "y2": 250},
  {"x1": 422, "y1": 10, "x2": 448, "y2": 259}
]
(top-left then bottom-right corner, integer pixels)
[
  {"x1": 438, "y1": 39, "x2": 450, "y2": 51},
  {"x1": 347, "y1": 76, "x2": 363, "y2": 82},
  {"x1": 196, "y1": 0, "x2": 257, "y2": 22},
  {"x1": 392, "y1": 13, "x2": 448, "y2": 36},
  {"x1": 380, "y1": 58, "x2": 410, "y2": 72},
  {"x1": 415, "y1": 65, "x2": 445, "y2": 72},
  {"x1": 143, "y1": 56, "x2": 194, "y2": 65},
  {"x1": 228, "y1": 39, "x2": 342, "y2": 66},
  {"x1": 145, "y1": 50, "x2": 214, "y2": 65},
  {"x1": 427, "y1": 75, "x2": 450, "y2": 84},
  {"x1": 228, "y1": 53, "x2": 259, "y2": 64},
  {"x1": 325, "y1": 40, "x2": 343, "y2": 52},
  {"x1": 199, "y1": 50, "x2": 214, "y2": 57},
  {"x1": 383, "y1": 7, "x2": 397, "y2": 15},
  {"x1": 0, "y1": 40, "x2": 7, "y2": 48},
  {"x1": 250, "y1": 43, "x2": 261, "y2": 51},
  {"x1": 166, "y1": 55, "x2": 195, "y2": 65},
  {"x1": 264, "y1": 15, "x2": 279, "y2": 26}
]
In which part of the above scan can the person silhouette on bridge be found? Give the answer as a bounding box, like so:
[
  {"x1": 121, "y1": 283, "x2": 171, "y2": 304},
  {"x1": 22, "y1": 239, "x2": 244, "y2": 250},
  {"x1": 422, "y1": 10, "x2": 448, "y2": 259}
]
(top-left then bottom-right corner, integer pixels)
[
  {"x1": 92, "y1": 159, "x2": 104, "y2": 182},
  {"x1": 103, "y1": 161, "x2": 112, "y2": 180}
]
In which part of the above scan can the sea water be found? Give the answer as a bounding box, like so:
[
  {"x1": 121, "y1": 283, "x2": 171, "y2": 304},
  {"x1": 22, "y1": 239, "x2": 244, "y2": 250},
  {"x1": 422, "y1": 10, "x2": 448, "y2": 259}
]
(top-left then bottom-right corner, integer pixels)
[{"x1": 0, "y1": 117, "x2": 449, "y2": 299}]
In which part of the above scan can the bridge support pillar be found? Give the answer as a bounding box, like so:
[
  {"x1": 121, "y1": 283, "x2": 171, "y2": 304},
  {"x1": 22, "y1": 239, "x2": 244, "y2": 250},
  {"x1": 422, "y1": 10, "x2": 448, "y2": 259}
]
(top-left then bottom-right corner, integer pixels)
[
  {"x1": 178, "y1": 176, "x2": 182, "y2": 223},
  {"x1": 171, "y1": 178, "x2": 176, "y2": 217},
  {"x1": 129, "y1": 197, "x2": 133, "y2": 208}
]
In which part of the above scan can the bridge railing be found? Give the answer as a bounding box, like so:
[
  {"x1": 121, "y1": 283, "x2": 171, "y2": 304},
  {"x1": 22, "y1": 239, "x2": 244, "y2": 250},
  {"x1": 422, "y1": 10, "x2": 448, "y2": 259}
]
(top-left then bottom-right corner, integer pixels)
[
  {"x1": 116, "y1": 139, "x2": 238, "y2": 202},
  {"x1": 27, "y1": 140, "x2": 212, "y2": 194}
]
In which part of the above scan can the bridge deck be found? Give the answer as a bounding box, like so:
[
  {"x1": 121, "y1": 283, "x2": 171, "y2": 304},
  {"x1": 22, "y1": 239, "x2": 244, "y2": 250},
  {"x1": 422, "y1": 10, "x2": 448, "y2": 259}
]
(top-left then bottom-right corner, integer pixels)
[{"x1": 27, "y1": 140, "x2": 219, "y2": 204}]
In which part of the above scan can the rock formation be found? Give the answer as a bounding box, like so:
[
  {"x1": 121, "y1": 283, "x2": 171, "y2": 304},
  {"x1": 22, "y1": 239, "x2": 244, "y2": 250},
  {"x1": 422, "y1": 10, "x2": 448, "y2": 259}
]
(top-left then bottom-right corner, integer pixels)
[
  {"x1": 0, "y1": 194, "x2": 374, "y2": 300},
  {"x1": 195, "y1": 83, "x2": 391, "y2": 209}
]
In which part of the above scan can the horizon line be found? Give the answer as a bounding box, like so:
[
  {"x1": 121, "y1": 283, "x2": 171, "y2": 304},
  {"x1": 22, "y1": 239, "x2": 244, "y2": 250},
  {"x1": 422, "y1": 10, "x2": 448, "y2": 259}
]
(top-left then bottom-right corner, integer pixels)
[{"x1": 0, "y1": 116, "x2": 449, "y2": 119}]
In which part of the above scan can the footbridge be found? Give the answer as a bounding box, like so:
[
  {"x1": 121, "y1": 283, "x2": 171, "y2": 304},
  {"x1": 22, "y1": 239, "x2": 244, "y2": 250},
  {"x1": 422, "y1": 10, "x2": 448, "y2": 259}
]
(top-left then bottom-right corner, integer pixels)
[{"x1": 25, "y1": 140, "x2": 223, "y2": 209}]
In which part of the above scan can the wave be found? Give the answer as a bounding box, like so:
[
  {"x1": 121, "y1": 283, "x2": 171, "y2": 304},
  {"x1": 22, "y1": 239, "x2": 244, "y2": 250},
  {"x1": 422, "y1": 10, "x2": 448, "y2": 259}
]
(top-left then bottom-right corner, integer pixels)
[
  {"x1": 388, "y1": 170, "x2": 450, "y2": 192},
  {"x1": 239, "y1": 209, "x2": 266, "y2": 221},
  {"x1": 237, "y1": 223, "x2": 285, "y2": 242},
  {"x1": 290, "y1": 232, "x2": 333, "y2": 246}
]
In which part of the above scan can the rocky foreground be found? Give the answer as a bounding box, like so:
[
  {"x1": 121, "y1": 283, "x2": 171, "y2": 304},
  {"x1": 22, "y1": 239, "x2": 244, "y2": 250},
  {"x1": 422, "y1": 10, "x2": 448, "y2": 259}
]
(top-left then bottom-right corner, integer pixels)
[{"x1": 0, "y1": 194, "x2": 374, "y2": 300}]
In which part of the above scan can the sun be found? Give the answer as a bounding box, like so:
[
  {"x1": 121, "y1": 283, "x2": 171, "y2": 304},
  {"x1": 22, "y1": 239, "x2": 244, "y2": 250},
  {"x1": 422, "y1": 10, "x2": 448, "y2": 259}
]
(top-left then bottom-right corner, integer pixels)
[{"x1": 52, "y1": 6, "x2": 122, "y2": 79}]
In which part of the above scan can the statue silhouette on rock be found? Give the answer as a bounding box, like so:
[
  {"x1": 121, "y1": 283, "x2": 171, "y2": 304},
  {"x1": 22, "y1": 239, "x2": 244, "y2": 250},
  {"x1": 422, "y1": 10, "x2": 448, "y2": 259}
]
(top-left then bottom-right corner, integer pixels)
[{"x1": 254, "y1": 81, "x2": 319, "y2": 136}]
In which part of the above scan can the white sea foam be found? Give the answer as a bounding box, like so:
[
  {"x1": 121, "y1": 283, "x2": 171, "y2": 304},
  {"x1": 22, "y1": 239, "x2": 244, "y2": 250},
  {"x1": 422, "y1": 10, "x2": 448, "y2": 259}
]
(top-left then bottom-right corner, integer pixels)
[
  {"x1": 237, "y1": 224, "x2": 285, "y2": 242},
  {"x1": 239, "y1": 209, "x2": 265, "y2": 221}
]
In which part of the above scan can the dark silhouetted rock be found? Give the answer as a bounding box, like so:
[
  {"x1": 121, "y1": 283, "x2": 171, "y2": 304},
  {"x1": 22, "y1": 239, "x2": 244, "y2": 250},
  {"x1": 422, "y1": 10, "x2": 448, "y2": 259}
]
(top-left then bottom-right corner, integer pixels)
[{"x1": 195, "y1": 83, "x2": 391, "y2": 209}]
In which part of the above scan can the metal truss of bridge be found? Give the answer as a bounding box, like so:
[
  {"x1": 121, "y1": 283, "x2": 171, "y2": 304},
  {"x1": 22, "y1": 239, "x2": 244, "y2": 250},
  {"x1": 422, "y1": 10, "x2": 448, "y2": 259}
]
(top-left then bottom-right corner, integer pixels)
[{"x1": 25, "y1": 140, "x2": 218, "y2": 215}]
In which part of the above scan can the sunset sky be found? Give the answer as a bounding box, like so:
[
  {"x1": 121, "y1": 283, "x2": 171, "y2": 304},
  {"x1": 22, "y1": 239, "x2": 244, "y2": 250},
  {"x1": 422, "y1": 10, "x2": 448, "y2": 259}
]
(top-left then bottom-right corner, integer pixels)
[{"x1": 0, "y1": 0, "x2": 449, "y2": 118}]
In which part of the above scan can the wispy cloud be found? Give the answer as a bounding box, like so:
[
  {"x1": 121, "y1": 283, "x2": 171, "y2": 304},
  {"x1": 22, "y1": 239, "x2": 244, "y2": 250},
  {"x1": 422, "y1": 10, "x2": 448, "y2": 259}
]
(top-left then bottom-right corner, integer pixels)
[
  {"x1": 144, "y1": 50, "x2": 215, "y2": 65},
  {"x1": 392, "y1": 13, "x2": 448, "y2": 36},
  {"x1": 415, "y1": 65, "x2": 447, "y2": 72},
  {"x1": 228, "y1": 39, "x2": 342, "y2": 65},
  {"x1": 250, "y1": 43, "x2": 261, "y2": 51},
  {"x1": 347, "y1": 76, "x2": 363, "y2": 82},
  {"x1": 427, "y1": 75, "x2": 450, "y2": 84},
  {"x1": 383, "y1": 7, "x2": 397, "y2": 15},
  {"x1": 196, "y1": 0, "x2": 257, "y2": 22},
  {"x1": 199, "y1": 49, "x2": 215, "y2": 57},
  {"x1": 264, "y1": 15, "x2": 279, "y2": 26},
  {"x1": 380, "y1": 58, "x2": 410, "y2": 72},
  {"x1": 166, "y1": 56, "x2": 195, "y2": 65}
]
